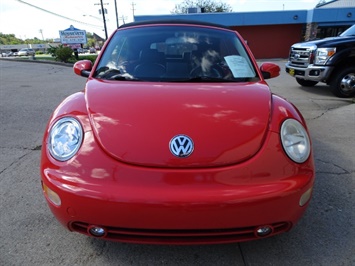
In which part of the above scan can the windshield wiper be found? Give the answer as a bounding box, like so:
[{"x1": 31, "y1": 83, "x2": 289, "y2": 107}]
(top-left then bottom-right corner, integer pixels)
[
  {"x1": 184, "y1": 76, "x2": 247, "y2": 82},
  {"x1": 108, "y1": 74, "x2": 141, "y2": 81},
  {"x1": 94, "y1": 67, "x2": 140, "y2": 81},
  {"x1": 95, "y1": 67, "x2": 121, "y2": 78},
  {"x1": 183, "y1": 76, "x2": 237, "y2": 82}
]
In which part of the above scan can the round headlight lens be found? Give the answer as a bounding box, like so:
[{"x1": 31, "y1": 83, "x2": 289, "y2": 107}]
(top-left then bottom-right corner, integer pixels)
[
  {"x1": 280, "y1": 119, "x2": 311, "y2": 163},
  {"x1": 48, "y1": 117, "x2": 83, "y2": 161}
]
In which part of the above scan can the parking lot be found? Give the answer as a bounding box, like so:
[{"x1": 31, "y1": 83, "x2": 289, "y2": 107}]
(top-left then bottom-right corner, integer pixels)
[{"x1": 0, "y1": 59, "x2": 354, "y2": 266}]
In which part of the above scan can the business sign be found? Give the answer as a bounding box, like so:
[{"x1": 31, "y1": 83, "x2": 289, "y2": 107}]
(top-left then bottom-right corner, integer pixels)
[
  {"x1": 59, "y1": 25, "x2": 87, "y2": 44},
  {"x1": 67, "y1": 43, "x2": 82, "y2": 49}
]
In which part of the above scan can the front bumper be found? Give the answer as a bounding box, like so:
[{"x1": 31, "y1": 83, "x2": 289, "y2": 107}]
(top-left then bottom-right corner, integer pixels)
[
  {"x1": 285, "y1": 62, "x2": 333, "y2": 82},
  {"x1": 41, "y1": 131, "x2": 315, "y2": 244}
]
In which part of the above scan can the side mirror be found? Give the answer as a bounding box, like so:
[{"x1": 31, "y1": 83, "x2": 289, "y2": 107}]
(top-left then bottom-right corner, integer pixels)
[
  {"x1": 260, "y1": 62, "x2": 280, "y2": 79},
  {"x1": 73, "y1": 60, "x2": 93, "y2": 78}
]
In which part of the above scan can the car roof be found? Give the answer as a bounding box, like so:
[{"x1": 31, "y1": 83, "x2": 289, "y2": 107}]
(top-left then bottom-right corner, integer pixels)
[{"x1": 118, "y1": 19, "x2": 231, "y2": 30}]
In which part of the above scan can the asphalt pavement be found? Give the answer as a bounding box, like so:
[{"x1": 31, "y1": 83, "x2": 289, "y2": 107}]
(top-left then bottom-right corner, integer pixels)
[{"x1": 0, "y1": 58, "x2": 354, "y2": 266}]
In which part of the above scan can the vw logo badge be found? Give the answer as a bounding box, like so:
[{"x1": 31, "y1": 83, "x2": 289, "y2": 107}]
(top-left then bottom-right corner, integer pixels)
[{"x1": 169, "y1": 135, "x2": 194, "y2": 158}]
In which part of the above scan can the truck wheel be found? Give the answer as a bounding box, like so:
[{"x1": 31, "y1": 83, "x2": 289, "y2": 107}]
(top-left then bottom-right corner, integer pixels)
[
  {"x1": 330, "y1": 67, "x2": 355, "y2": 98},
  {"x1": 296, "y1": 78, "x2": 318, "y2": 87}
]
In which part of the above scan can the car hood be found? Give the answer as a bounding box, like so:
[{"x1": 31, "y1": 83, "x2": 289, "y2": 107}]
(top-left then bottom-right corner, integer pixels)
[
  {"x1": 293, "y1": 36, "x2": 355, "y2": 48},
  {"x1": 86, "y1": 80, "x2": 271, "y2": 168}
]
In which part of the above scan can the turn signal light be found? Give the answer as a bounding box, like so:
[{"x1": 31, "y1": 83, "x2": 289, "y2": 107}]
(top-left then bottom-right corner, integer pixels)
[
  {"x1": 299, "y1": 187, "x2": 313, "y2": 207},
  {"x1": 42, "y1": 182, "x2": 61, "y2": 206}
]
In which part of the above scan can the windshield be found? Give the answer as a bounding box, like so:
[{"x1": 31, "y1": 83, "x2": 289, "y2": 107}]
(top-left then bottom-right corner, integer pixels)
[
  {"x1": 340, "y1": 24, "x2": 355, "y2": 37},
  {"x1": 94, "y1": 25, "x2": 258, "y2": 82}
]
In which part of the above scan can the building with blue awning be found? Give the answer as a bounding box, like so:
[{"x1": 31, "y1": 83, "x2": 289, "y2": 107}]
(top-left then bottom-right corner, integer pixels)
[{"x1": 134, "y1": 0, "x2": 355, "y2": 58}]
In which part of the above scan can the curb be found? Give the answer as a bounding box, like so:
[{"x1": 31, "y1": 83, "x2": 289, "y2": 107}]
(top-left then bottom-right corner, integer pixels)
[{"x1": 0, "y1": 57, "x2": 73, "y2": 67}]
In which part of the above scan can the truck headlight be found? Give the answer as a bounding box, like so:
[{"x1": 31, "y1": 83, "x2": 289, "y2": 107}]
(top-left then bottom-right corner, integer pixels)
[
  {"x1": 314, "y1": 47, "x2": 336, "y2": 65},
  {"x1": 280, "y1": 119, "x2": 311, "y2": 163},
  {"x1": 48, "y1": 117, "x2": 83, "y2": 161}
]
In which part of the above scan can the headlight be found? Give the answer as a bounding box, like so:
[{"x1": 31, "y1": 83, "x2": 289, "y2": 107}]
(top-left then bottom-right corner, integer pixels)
[
  {"x1": 280, "y1": 119, "x2": 311, "y2": 163},
  {"x1": 314, "y1": 47, "x2": 336, "y2": 65},
  {"x1": 48, "y1": 117, "x2": 83, "y2": 161}
]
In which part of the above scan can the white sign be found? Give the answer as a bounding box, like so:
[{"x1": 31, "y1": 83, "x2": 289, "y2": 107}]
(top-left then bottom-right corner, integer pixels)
[
  {"x1": 59, "y1": 25, "x2": 87, "y2": 44},
  {"x1": 224, "y1": 55, "x2": 255, "y2": 78}
]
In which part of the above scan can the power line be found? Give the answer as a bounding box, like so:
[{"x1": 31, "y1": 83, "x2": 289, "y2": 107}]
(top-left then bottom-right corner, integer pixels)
[{"x1": 16, "y1": 0, "x2": 103, "y2": 28}]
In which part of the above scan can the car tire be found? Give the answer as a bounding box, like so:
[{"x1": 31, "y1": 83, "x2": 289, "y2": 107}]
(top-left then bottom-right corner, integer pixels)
[
  {"x1": 330, "y1": 66, "x2": 355, "y2": 98},
  {"x1": 296, "y1": 78, "x2": 318, "y2": 87}
]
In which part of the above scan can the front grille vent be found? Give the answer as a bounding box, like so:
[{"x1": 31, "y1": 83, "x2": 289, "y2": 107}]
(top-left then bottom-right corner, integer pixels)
[
  {"x1": 70, "y1": 221, "x2": 292, "y2": 244},
  {"x1": 289, "y1": 47, "x2": 313, "y2": 67}
]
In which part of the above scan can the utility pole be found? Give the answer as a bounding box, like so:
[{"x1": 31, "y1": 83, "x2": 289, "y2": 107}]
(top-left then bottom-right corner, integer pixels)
[
  {"x1": 100, "y1": 0, "x2": 108, "y2": 40},
  {"x1": 39, "y1": 29, "x2": 44, "y2": 41},
  {"x1": 95, "y1": 1, "x2": 109, "y2": 40},
  {"x1": 131, "y1": 2, "x2": 136, "y2": 20},
  {"x1": 114, "y1": 0, "x2": 119, "y2": 28},
  {"x1": 120, "y1": 16, "x2": 128, "y2": 24}
]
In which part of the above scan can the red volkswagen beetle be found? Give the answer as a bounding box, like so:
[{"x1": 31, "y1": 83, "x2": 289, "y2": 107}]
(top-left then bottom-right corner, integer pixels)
[{"x1": 41, "y1": 20, "x2": 315, "y2": 244}]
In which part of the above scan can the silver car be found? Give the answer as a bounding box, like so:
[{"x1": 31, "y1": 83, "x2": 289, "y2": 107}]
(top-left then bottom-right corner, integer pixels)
[{"x1": 18, "y1": 48, "x2": 35, "y2": 56}]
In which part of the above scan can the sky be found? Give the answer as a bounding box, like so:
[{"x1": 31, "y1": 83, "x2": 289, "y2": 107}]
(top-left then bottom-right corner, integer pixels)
[{"x1": 0, "y1": 0, "x2": 321, "y2": 40}]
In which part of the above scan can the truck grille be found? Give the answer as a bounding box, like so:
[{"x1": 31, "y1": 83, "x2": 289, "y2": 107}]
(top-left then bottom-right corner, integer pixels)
[{"x1": 289, "y1": 47, "x2": 313, "y2": 68}]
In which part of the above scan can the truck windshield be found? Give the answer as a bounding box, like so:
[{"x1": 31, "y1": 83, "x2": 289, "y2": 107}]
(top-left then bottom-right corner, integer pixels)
[{"x1": 340, "y1": 25, "x2": 355, "y2": 37}]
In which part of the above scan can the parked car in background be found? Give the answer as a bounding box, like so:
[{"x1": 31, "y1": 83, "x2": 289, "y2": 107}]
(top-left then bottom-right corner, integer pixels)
[
  {"x1": 1, "y1": 51, "x2": 17, "y2": 57},
  {"x1": 18, "y1": 48, "x2": 35, "y2": 56},
  {"x1": 77, "y1": 48, "x2": 88, "y2": 54},
  {"x1": 285, "y1": 24, "x2": 355, "y2": 98},
  {"x1": 41, "y1": 20, "x2": 315, "y2": 245},
  {"x1": 89, "y1": 47, "x2": 96, "y2": 53}
]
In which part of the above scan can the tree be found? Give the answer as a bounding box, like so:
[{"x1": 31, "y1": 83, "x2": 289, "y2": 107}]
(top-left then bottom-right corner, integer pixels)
[
  {"x1": 171, "y1": 0, "x2": 232, "y2": 14},
  {"x1": 86, "y1": 32, "x2": 97, "y2": 48},
  {"x1": 0, "y1": 33, "x2": 55, "y2": 45},
  {"x1": 0, "y1": 33, "x2": 23, "y2": 45},
  {"x1": 47, "y1": 45, "x2": 74, "y2": 63}
]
